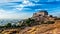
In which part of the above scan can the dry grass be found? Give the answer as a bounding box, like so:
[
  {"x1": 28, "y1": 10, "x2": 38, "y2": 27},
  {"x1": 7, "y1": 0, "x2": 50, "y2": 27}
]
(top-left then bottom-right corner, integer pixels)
[{"x1": 1, "y1": 20, "x2": 60, "y2": 34}]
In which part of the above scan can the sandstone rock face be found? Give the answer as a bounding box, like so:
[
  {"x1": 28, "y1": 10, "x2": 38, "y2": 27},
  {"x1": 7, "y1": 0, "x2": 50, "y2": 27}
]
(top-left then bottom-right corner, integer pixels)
[{"x1": 32, "y1": 10, "x2": 55, "y2": 24}]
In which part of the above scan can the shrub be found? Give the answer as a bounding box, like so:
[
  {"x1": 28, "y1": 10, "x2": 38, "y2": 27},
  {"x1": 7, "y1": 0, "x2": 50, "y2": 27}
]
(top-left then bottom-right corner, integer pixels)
[
  {"x1": 12, "y1": 24, "x2": 17, "y2": 28},
  {"x1": 5, "y1": 23, "x2": 12, "y2": 28},
  {"x1": 46, "y1": 21, "x2": 55, "y2": 24},
  {"x1": 41, "y1": 21, "x2": 45, "y2": 24},
  {"x1": 55, "y1": 18, "x2": 60, "y2": 20},
  {"x1": 25, "y1": 18, "x2": 35, "y2": 26}
]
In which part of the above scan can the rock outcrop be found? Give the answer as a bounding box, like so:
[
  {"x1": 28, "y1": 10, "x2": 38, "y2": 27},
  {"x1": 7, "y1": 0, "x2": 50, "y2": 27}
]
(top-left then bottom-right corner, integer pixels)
[{"x1": 31, "y1": 10, "x2": 55, "y2": 24}]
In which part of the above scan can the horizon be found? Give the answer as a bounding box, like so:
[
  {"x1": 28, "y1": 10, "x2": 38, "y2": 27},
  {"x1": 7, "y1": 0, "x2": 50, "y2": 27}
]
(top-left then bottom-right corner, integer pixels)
[{"x1": 0, "y1": 0, "x2": 60, "y2": 19}]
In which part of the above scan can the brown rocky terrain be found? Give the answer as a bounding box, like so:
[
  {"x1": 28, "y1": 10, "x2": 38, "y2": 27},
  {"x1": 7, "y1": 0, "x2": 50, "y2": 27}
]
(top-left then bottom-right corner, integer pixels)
[{"x1": 0, "y1": 20, "x2": 60, "y2": 34}]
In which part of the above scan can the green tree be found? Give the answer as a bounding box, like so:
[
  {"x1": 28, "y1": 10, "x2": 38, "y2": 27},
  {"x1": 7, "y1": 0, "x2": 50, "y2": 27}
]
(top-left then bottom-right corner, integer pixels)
[
  {"x1": 25, "y1": 18, "x2": 35, "y2": 26},
  {"x1": 25, "y1": 18, "x2": 31, "y2": 26},
  {"x1": 5, "y1": 23, "x2": 12, "y2": 27},
  {"x1": 12, "y1": 24, "x2": 16, "y2": 28}
]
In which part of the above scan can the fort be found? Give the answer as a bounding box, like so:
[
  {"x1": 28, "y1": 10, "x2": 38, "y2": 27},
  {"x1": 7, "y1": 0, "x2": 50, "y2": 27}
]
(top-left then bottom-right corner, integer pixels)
[
  {"x1": 33, "y1": 10, "x2": 48, "y2": 17},
  {"x1": 32, "y1": 10, "x2": 55, "y2": 23}
]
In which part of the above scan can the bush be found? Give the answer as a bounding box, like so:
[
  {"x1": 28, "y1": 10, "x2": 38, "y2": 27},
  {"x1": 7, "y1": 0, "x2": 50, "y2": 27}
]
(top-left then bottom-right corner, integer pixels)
[
  {"x1": 55, "y1": 18, "x2": 60, "y2": 20},
  {"x1": 25, "y1": 18, "x2": 35, "y2": 26},
  {"x1": 12, "y1": 24, "x2": 17, "y2": 28},
  {"x1": 5, "y1": 23, "x2": 12, "y2": 28},
  {"x1": 41, "y1": 21, "x2": 45, "y2": 24},
  {"x1": 46, "y1": 21, "x2": 55, "y2": 24}
]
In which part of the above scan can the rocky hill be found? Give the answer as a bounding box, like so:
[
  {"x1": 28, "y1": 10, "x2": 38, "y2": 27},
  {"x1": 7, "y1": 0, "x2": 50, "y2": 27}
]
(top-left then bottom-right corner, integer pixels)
[
  {"x1": 31, "y1": 10, "x2": 55, "y2": 23},
  {"x1": 0, "y1": 10, "x2": 60, "y2": 34},
  {"x1": 17, "y1": 10, "x2": 55, "y2": 26}
]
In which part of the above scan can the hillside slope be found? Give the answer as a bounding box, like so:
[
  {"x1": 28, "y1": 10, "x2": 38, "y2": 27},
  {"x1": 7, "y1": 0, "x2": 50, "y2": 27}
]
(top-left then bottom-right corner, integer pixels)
[{"x1": 0, "y1": 20, "x2": 60, "y2": 34}]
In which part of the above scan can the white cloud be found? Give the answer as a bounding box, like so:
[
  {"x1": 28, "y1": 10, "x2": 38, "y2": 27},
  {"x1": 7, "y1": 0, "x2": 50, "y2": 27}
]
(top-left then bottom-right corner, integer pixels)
[
  {"x1": 0, "y1": 9, "x2": 17, "y2": 14},
  {"x1": 0, "y1": 0, "x2": 42, "y2": 11},
  {"x1": 15, "y1": 4, "x2": 25, "y2": 11},
  {"x1": 0, "y1": 0, "x2": 34, "y2": 19},
  {"x1": 0, "y1": 13, "x2": 32, "y2": 19},
  {"x1": 22, "y1": 0, "x2": 35, "y2": 6},
  {"x1": 0, "y1": 9, "x2": 6, "y2": 13},
  {"x1": 16, "y1": 7, "x2": 23, "y2": 11},
  {"x1": 12, "y1": 0, "x2": 36, "y2": 11},
  {"x1": 0, "y1": 9, "x2": 18, "y2": 19},
  {"x1": 49, "y1": 8, "x2": 60, "y2": 17},
  {"x1": 0, "y1": 9, "x2": 32, "y2": 19},
  {"x1": 0, "y1": 0, "x2": 22, "y2": 3},
  {"x1": 35, "y1": 9, "x2": 48, "y2": 11},
  {"x1": 0, "y1": 0, "x2": 45, "y2": 19}
]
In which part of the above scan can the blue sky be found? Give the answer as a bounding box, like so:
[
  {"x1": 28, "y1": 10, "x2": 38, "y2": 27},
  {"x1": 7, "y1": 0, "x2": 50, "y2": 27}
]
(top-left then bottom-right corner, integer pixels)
[{"x1": 0, "y1": 0, "x2": 60, "y2": 19}]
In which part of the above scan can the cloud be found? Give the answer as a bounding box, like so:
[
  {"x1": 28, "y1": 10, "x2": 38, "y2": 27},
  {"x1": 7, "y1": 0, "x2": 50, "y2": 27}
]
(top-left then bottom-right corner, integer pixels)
[
  {"x1": 0, "y1": 9, "x2": 32, "y2": 19},
  {"x1": 0, "y1": 9, "x2": 18, "y2": 19},
  {"x1": 0, "y1": 9, "x2": 12, "y2": 14},
  {"x1": 49, "y1": 7, "x2": 60, "y2": 17},
  {"x1": 0, "y1": 0, "x2": 22, "y2": 3},
  {"x1": 49, "y1": 11, "x2": 60, "y2": 17},
  {"x1": 0, "y1": 0, "x2": 60, "y2": 19},
  {"x1": 0, "y1": 0, "x2": 36, "y2": 11},
  {"x1": 21, "y1": 0, "x2": 36, "y2": 6},
  {"x1": 0, "y1": 0, "x2": 35, "y2": 19},
  {"x1": 0, "y1": 0, "x2": 43, "y2": 11}
]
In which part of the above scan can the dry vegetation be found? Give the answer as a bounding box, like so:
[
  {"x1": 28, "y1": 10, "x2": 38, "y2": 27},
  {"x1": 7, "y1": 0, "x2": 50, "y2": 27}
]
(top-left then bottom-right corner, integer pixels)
[{"x1": 0, "y1": 20, "x2": 60, "y2": 34}]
